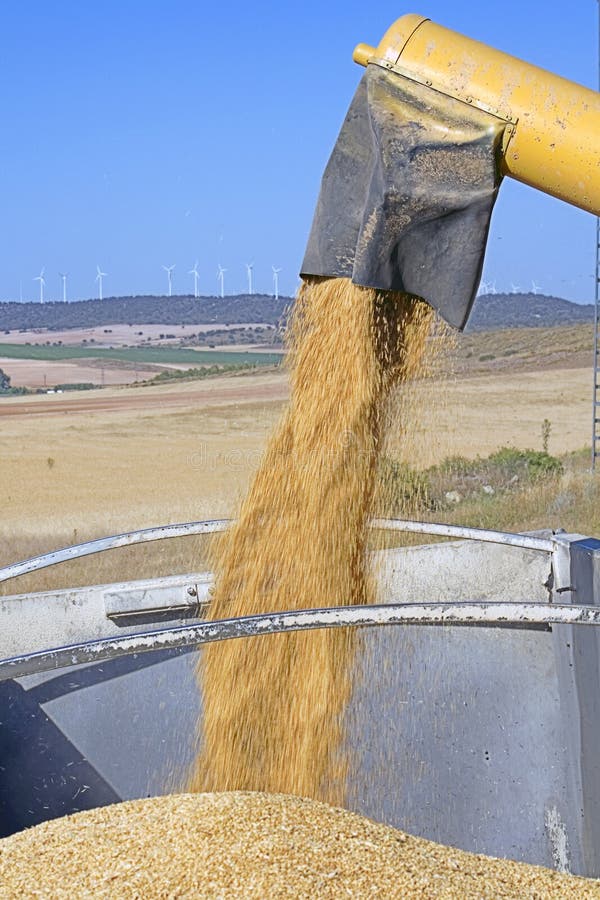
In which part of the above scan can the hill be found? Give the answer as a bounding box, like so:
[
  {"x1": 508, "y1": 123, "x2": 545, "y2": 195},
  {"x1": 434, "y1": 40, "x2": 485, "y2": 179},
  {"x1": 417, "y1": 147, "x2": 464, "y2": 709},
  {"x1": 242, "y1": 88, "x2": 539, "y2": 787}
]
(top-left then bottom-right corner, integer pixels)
[
  {"x1": 452, "y1": 323, "x2": 594, "y2": 375},
  {"x1": 0, "y1": 290, "x2": 593, "y2": 333},
  {"x1": 0, "y1": 294, "x2": 292, "y2": 332},
  {"x1": 465, "y1": 293, "x2": 594, "y2": 331}
]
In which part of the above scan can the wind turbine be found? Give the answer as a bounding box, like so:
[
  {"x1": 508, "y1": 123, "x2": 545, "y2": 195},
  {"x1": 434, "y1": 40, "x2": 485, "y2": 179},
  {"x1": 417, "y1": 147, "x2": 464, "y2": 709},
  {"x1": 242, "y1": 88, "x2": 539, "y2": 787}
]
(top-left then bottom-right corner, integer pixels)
[
  {"x1": 34, "y1": 267, "x2": 46, "y2": 304},
  {"x1": 245, "y1": 262, "x2": 254, "y2": 295},
  {"x1": 96, "y1": 265, "x2": 107, "y2": 300},
  {"x1": 188, "y1": 262, "x2": 200, "y2": 298},
  {"x1": 477, "y1": 280, "x2": 490, "y2": 297},
  {"x1": 59, "y1": 272, "x2": 68, "y2": 302},
  {"x1": 217, "y1": 264, "x2": 226, "y2": 298},
  {"x1": 272, "y1": 265, "x2": 282, "y2": 300},
  {"x1": 531, "y1": 280, "x2": 541, "y2": 295},
  {"x1": 510, "y1": 282, "x2": 521, "y2": 294},
  {"x1": 162, "y1": 264, "x2": 175, "y2": 297}
]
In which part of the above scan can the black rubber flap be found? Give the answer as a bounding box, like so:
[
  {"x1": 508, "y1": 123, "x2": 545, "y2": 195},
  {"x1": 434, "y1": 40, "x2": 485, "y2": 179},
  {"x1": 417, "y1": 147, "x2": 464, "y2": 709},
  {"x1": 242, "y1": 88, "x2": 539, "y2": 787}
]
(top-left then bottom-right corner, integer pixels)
[{"x1": 301, "y1": 65, "x2": 507, "y2": 330}]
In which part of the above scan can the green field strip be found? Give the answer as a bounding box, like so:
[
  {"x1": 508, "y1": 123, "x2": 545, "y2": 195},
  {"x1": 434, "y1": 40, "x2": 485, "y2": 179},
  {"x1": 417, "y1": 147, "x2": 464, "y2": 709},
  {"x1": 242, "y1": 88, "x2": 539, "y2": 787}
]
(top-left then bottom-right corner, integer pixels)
[{"x1": 0, "y1": 343, "x2": 283, "y2": 366}]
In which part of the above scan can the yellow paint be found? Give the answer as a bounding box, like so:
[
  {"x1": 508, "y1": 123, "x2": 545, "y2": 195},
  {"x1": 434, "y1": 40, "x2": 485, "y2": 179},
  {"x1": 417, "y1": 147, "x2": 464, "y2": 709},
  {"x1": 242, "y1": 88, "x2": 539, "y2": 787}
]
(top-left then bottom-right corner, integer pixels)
[{"x1": 353, "y1": 15, "x2": 600, "y2": 215}]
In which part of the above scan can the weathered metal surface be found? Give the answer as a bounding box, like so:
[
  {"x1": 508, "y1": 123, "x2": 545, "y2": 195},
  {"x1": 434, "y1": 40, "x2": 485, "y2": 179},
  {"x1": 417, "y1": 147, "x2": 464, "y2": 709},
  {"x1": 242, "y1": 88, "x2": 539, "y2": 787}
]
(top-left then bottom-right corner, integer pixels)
[
  {"x1": 0, "y1": 572, "x2": 212, "y2": 659},
  {"x1": 551, "y1": 538, "x2": 600, "y2": 876},
  {"x1": 104, "y1": 579, "x2": 210, "y2": 624},
  {"x1": 0, "y1": 521, "x2": 555, "y2": 681},
  {"x1": 374, "y1": 536, "x2": 554, "y2": 610},
  {"x1": 349, "y1": 617, "x2": 570, "y2": 871},
  {"x1": 1, "y1": 533, "x2": 600, "y2": 877},
  {"x1": 301, "y1": 64, "x2": 505, "y2": 329},
  {"x1": 354, "y1": 15, "x2": 600, "y2": 215},
  {"x1": 349, "y1": 534, "x2": 600, "y2": 877},
  {"x1": 4, "y1": 602, "x2": 600, "y2": 681},
  {"x1": 370, "y1": 519, "x2": 554, "y2": 553}
]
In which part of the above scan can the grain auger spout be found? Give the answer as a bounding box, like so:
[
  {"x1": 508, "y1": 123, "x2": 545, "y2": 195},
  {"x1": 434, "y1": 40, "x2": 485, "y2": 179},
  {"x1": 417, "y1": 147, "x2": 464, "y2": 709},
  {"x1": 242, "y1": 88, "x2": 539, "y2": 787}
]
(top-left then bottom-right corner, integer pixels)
[{"x1": 301, "y1": 13, "x2": 600, "y2": 329}]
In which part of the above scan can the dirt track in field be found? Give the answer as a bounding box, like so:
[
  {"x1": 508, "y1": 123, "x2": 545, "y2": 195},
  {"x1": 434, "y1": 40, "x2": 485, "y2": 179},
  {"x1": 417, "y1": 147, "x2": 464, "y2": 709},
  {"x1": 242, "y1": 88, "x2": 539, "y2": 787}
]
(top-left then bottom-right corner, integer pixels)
[
  {"x1": 0, "y1": 374, "x2": 289, "y2": 418},
  {"x1": 1, "y1": 363, "x2": 592, "y2": 464}
]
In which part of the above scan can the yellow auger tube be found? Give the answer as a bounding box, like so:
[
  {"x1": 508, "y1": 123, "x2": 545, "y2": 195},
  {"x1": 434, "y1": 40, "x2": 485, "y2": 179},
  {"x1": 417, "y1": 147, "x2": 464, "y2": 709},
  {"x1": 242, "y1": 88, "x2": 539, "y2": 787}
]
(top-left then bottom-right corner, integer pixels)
[{"x1": 354, "y1": 15, "x2": 600, "y2": 216}]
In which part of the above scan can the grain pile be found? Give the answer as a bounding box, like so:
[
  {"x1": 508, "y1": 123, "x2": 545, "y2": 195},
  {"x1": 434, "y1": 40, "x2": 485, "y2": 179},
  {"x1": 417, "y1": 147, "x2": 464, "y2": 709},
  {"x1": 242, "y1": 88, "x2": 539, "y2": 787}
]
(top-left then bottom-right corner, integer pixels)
[
  {"x1": 189, "y1": 277, "x2": 433, "y2": 803},
  {"x1": 0, "y1": 792, "x2": 597, "y2": 899}
]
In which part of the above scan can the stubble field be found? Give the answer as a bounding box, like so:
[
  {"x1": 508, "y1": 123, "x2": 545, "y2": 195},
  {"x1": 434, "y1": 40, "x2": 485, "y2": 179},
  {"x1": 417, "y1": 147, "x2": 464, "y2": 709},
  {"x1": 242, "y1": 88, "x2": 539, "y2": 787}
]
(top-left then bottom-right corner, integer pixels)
[{"x1": 0, "y1": 346, "x2": 595, "y2": 596}]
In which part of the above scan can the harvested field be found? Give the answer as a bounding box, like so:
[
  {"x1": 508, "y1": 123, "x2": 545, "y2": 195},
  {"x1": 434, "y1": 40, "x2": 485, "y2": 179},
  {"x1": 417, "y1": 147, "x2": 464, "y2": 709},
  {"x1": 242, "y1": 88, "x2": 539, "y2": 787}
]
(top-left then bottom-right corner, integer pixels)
[
  {"x1": 1, "y1": 322, "x2": 269, "y2": 347},
  {"x1": 0, "y1": 360, "x2": 593, "y2": 592},
  {"x1": 0, "y1": 364, "x2": 591, "y2": 531},
  {"x1": 454, "y1": 323, "x2": 595, "y2": 374},
  {"x1": 0, "y1": 370, "x2": 287, "y2": 419},
  {"x1": 389, "y1": 364, "x2": 592, "y2": 466},
  {"x1": 0, "y1": 321, "x2": 592, "y2": 388},
  {"x1": 0, "y1": 356, "x2": 161, "y2": 388}
]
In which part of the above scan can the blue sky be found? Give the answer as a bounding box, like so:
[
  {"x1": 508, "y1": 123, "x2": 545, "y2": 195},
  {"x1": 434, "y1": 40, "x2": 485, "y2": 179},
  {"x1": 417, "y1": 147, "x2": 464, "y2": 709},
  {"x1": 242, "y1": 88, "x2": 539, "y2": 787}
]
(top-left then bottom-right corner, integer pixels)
[{"x1": 0, "y1": 1, "x2": 597, "y2": 303}]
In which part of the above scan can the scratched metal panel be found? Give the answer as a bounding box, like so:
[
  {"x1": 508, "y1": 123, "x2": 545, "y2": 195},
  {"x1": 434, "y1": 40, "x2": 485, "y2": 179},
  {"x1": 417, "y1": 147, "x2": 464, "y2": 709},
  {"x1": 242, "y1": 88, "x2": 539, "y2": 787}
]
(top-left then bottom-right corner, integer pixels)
[
  {"x1": 2, "y1": 535, "x2": 599, "y2": 880},
  {"x1": 0, "y1": 572, "x2": 212, "y2": 658},
  {"x1": 347, "y1": 624, "x2": 568, "y2": 869}
]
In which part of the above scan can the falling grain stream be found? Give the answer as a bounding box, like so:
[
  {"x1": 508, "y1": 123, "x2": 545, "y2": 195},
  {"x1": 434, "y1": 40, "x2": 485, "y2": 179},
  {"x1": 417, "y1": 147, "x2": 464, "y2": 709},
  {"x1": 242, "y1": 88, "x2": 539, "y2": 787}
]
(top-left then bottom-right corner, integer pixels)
[{"x1": 189, "y1": 276, "x2": 433, "y2": 802}]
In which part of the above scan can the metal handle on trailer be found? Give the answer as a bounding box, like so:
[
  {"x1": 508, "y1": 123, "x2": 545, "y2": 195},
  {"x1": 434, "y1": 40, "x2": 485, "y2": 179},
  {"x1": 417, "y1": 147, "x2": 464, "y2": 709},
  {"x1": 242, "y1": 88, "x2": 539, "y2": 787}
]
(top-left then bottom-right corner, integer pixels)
[
  {"x1": 2, "y1": 600, "x2": 600, "y2": 682},
  {"x1": 0, "y1": 518, "x2": 555, "y2": 585},
  {"x1": 0, "y1": 517, "x2": 587, "y2": 681}
]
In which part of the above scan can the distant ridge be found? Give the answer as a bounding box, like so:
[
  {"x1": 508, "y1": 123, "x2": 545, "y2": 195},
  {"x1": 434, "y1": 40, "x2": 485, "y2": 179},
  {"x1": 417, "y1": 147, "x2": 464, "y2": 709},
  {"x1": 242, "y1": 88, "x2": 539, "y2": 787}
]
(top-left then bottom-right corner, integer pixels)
[
  {"x1": 465, "y1": 293, "x2": 594, "y2": 331},
  {"x1": 0, "y1": 294, "x2": 292, "y2": 332},
  {"x1": 0, "y1": 291, "x2": 593, "y2": 333}
]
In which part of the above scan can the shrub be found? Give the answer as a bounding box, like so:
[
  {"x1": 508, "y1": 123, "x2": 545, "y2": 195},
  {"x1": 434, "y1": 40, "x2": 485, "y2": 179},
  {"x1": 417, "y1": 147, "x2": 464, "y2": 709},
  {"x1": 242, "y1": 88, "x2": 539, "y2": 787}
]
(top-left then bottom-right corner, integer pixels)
[
  {"x1": 541, "y1": 418, "x2": 552, "y2": 453},
  {"x1": 486, "y1": 447, "x2": 562, "y2": 480},
  {"x1": 376, "y1": 458, "x2": 431, "y2": 516},
  {"x1": 378, "y1": 446, "x2": 563, "y2": 516}
]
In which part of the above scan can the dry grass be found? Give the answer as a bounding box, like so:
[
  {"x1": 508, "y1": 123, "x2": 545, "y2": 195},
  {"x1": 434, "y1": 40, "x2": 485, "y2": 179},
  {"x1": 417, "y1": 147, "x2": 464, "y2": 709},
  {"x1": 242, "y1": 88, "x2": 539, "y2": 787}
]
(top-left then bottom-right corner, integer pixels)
[
  {"x1": 441, "y1": 453, "x2": 600, "y2": 537},
  {"x1": 0, "y1": 389, "x2": 282, "y2": 595},
  {"x1": 0, "y1": 321, "x2": 595, "y2": 597},
  {"x1": 0, "y1": 356, "x2": 164, "y2": 387},
  {"x1": 451, "y1": 323, "x2": 594, "y2": 374}
]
